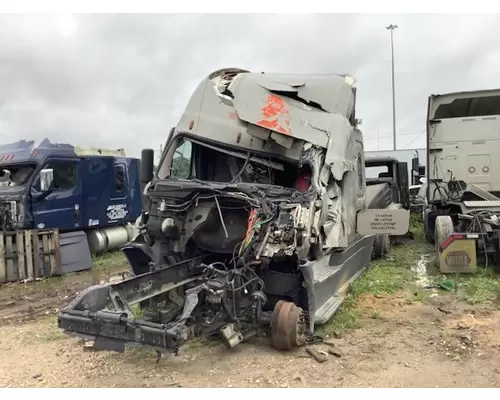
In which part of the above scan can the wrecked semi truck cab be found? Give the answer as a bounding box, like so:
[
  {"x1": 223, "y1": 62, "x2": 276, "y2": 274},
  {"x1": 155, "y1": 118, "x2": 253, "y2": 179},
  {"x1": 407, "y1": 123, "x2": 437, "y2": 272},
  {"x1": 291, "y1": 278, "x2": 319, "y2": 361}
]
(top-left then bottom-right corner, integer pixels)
[
  {"x1": 58, "y1": 68, "x2": 409, "y2": 353},
  {"x1": 0, "y1": 139, "x2": 142, "y2": 282}
]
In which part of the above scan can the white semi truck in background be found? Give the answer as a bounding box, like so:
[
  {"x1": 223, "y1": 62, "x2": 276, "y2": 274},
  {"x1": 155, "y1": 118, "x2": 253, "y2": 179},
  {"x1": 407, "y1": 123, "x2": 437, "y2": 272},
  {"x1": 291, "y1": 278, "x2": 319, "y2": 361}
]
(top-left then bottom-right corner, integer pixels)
[{"x1": 423, "y1": 88, "x2": 500, "y2": 272}]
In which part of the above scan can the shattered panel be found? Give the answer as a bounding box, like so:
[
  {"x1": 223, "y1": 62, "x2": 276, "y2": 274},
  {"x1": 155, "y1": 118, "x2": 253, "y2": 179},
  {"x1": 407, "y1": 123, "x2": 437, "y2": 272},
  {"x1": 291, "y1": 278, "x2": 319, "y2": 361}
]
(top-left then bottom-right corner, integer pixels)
[
  {"x1": 175, "y1": 69, "x2": 357, "y2": 161},
  {"x1": 229, "y1": 73, "x2": 356, "y2": 148},
  {"x1": 175, "y1": 74, "x2": 304, "y2": 161},
  {"x1": 249, "y1": 73, "x2": 356, "y2": 116},
  {"x1": 230, "y1": 82, "x2": 329, "y2": 147},
  {"x1": 324, "y1": 119, "x2": 358, "y2": 181}
]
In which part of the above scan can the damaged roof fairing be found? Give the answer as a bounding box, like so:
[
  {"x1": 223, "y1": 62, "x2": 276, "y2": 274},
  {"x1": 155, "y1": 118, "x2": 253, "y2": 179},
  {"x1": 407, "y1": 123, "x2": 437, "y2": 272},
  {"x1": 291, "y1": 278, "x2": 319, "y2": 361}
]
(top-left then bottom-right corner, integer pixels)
[
  {"x1": 176, "y1": 68, "x2": 357, "y2": 155},
  {"x1": 176, "y1": 73, "x2": 303, "y2": 161},
  {"x1": 230, "y1": 71, "x2": 356, "y2": 116},
  {"x1": 228, "y1": 74, "x2": 356, "y2": 149}
]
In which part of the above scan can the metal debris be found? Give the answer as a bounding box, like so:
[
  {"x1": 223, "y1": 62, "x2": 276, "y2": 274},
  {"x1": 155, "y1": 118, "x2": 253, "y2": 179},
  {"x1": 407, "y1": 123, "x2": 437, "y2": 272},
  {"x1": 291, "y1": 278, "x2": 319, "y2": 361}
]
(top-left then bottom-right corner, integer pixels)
[{"x1": 306, "y1": 347, "x2": 328, "y2": 363}]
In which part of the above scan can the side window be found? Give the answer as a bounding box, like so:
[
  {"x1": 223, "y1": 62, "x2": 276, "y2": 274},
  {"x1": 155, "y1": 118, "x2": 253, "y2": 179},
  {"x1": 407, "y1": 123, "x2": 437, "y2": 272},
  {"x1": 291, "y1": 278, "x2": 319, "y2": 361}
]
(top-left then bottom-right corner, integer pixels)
[
  {"x1": 46, "y1": 162, "x2": 77, "y2": 191},
  {"x1": 114, "y1": 164, "x2": 126, "y2": 194},
  {"x1": 172, "y1": 140, "x2": 192, "y2": 179}
]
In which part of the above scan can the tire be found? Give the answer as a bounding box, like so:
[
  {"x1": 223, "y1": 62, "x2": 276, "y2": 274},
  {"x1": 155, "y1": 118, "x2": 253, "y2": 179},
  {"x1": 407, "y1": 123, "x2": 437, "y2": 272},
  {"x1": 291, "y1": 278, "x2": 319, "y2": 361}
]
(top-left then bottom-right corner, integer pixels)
[
  {"x1": 381, "y1": 234, "x2": 391, "y2": 255},
  {"x1": 423, "y1": 208, "x2": 435, "y2": 244},
  {"x1": 372, "y1": 235, "x2": 386, "y2": 259},
  {"x1": 434, "y1": 215, "x2": 454, "y2": 255}
]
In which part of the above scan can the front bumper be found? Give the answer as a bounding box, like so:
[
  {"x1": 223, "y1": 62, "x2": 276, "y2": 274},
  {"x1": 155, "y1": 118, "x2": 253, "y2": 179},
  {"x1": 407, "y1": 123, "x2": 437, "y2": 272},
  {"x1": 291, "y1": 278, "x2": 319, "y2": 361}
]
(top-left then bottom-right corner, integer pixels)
[
  {"x1": 59, "y1": 308, "x2": 186, "y2": 352},
  {"x1": 57, "y1": 257, "x2": 202, "y2": 353}
]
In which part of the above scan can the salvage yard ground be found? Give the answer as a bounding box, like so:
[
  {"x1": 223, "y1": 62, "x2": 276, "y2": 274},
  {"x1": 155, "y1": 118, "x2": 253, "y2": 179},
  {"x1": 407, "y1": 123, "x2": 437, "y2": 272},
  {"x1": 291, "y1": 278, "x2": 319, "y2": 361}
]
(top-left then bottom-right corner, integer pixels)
[{"x1": 1, "y1": 216, "x2": 500, "y2": 388}]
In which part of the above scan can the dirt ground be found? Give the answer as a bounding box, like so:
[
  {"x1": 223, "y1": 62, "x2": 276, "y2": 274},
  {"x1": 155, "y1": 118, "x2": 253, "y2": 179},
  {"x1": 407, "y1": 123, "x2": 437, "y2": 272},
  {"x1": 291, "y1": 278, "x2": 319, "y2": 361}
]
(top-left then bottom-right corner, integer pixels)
[{"x1": 1, "y1": 250, "x2": 500, "y2": 388}]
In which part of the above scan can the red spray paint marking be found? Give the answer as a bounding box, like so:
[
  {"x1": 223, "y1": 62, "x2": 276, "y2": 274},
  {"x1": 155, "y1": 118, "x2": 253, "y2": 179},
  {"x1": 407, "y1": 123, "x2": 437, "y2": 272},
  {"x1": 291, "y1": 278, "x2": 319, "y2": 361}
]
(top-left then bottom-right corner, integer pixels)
[{"x1": 256, "y1": 95, "x2": 291, "y2": 135}]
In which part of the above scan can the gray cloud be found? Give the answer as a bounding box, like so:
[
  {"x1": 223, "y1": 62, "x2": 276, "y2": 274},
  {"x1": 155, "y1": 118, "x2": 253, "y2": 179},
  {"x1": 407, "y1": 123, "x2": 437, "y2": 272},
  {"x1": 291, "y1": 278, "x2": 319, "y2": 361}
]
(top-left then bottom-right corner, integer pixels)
[{"x1": 0, "y1": 13, "x2": 499, "y2": 158}]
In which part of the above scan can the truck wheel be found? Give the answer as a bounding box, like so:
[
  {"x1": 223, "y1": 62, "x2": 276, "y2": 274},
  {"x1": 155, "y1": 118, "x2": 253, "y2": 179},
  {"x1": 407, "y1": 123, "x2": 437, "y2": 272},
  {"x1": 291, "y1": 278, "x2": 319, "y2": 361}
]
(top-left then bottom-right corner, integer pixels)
[
  {"x1": 270, "y1": 301, "x2": 306, "y2": 351},
  {"x1": 434, "y1": 215, "x2": 454, "y2": 255},
  {"x1": 381, "y1": 235, "x2": 391, "y2": 255},
  {"x1": 423, "y1": 209, "x2": 435, "y2": 244},
  {"x1": 372, "y1": 235, "x2": 385, "y2": 259}
]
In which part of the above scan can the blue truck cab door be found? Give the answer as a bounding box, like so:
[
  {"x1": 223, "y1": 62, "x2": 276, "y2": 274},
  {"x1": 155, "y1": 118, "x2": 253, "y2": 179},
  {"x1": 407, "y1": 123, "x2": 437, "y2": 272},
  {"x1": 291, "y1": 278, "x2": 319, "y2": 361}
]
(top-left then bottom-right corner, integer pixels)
[
  {"x1": 104, "y1": 161, "x2": 130, "y2": 224},
  {"x1": 30, "y1": 157, "x2": 83, "y2": 231}
]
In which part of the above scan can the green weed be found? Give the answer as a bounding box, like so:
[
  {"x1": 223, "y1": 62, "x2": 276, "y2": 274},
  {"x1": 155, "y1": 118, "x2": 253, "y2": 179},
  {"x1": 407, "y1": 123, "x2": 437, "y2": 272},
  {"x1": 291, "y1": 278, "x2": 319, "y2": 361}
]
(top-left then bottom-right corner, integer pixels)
[
  {"x1": 317, "y1": 294, "x2": 360, "y2": 337},
  {"x1": 456, "y1": 268, "x2": 500, "y2": 305},
  {"x1": 318, "y1": 224, "x2": 432, "y2": 337},
  {"x1": 409, "y1": 212, "x2": 425, "y2": 242},
  {"x1": 91, "y1": 251, "x2": 127, "y2": 269}
]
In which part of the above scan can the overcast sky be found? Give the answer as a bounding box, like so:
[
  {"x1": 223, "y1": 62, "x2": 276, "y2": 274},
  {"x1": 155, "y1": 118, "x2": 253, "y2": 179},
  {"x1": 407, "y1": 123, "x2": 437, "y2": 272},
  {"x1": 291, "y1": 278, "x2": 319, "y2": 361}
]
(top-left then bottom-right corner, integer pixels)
[{"x1": 0, "y1": 13, "x2": 499, "y2": 158}]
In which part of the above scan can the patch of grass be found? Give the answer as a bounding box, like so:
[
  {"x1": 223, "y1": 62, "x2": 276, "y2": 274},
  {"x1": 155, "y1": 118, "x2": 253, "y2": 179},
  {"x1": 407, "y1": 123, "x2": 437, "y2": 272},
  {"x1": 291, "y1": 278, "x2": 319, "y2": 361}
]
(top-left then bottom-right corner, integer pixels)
[
  {"x1": 409, "y1": 212, "x2": 425, "y2": 242},
  {"x1": 409, "y1": 286, "x2": 430, "y2": 303},
  {"x1": 350, "y1": 240, "x2": 432, "y2": 298},
  {"x1": 351, "y1": 257, "x2": 413, "y2": 296},
  {"x1": 317, "y1": 294, "x2": 360, "y2": 337},
  {"x1": 130, "y1": 303, "x2": 145, "y2": 318},
  {"x1": 456, "y1": 268, "x2": 500, "y2": 305},
  {"x1": 318, "y1": 233, "x2": 432, "y2": 337},
  {"x1": 92, "y1": 251, "x2": 127, "y2": 269}
]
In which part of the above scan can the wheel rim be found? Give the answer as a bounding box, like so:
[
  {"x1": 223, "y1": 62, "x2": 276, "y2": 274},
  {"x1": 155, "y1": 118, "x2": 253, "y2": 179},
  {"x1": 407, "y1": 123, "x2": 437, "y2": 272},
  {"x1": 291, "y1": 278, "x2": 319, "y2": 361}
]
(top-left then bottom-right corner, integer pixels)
[{"x1": 270, "y1": 300, "x2": 306, "y2": 351}]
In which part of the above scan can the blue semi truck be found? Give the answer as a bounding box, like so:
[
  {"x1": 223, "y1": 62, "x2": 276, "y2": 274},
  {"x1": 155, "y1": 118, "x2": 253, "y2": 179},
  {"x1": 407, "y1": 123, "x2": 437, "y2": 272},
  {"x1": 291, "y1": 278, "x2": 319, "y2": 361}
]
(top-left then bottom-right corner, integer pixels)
[{"x1": 0, "y1": 138, "x2": 142, "y2": 282}]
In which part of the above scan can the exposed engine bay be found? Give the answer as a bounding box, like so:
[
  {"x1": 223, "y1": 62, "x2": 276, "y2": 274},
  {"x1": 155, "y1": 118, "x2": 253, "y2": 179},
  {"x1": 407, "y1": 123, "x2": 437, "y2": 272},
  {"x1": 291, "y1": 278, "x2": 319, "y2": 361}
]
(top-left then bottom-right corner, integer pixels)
[
  {"x1": 60, "y1": 168, "x2": 321, "y2": 353},
  {"x1": 0, "y1": 165, "x2": 32, "y2": 231},
  {"x1": 58, "y1": 68, "x2": 409, "y2": 356},
  {"x1": 0, "y1": 200, "x2": 20, "y2": 231},
  {"x1": 0, "y1": 164, "x2": 36, "y2": 188}
]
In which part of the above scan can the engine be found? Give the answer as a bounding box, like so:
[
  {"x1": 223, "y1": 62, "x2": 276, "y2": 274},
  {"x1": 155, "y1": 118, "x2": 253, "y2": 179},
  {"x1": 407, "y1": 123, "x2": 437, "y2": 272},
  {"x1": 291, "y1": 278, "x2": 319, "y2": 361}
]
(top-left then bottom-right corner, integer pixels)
[
  {"x1": 58, "y1": 191, "x2": 315, "y2": 353},
  {"x1": 0, "y1": 200, "x2": 23, "y2": 230}
]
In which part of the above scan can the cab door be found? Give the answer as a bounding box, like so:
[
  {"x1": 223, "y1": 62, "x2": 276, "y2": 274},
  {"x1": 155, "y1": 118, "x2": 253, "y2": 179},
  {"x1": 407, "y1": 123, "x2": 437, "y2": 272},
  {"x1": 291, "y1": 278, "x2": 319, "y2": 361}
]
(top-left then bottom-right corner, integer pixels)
[{"x1": 30, "y1": 158, "x2": 83, "y2": 231}]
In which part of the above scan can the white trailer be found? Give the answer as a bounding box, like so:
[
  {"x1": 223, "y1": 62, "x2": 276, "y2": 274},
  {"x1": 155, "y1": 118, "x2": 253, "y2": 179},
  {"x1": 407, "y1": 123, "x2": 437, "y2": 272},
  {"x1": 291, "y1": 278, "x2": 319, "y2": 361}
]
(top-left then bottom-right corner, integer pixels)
[{"x1": 423, "y1": 88, "x2": 500, "y2": 272}]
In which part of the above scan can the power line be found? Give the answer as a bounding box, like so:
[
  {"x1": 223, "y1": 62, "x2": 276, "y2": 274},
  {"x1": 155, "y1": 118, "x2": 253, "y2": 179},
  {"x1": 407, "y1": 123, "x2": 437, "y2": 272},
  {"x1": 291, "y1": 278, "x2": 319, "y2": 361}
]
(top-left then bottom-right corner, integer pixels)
[
  {"x1": 364, "y1": 130, "x2": 425, "y2": 140},
  {"x1": 402, "y1": 131, "x2": 425, "y2": 149},
  {"x1": 365, "y1": 129, "x2": 424, "y2": 136}
]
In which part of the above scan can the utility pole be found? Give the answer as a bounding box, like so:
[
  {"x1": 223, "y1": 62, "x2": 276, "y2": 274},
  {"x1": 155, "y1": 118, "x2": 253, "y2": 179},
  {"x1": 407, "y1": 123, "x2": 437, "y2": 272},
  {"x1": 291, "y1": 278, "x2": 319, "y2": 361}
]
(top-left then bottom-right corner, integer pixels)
[{"x1": 386, "y1": 24, "x2": 398, "y2": 151}]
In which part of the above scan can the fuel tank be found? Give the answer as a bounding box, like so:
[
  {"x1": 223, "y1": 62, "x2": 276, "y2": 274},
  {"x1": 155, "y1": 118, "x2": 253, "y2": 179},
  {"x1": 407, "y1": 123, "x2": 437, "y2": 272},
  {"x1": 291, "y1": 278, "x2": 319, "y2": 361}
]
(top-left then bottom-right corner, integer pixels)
[{"x1": 87, "y1": 224, "x2": 138, "y2": 254}]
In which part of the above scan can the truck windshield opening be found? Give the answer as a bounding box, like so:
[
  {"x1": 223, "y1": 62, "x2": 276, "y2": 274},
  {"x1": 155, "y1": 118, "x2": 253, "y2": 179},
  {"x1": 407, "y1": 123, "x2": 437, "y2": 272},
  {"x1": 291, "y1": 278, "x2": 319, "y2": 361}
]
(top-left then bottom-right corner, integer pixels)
[
  {"x1": 160, "y1": 138, "x2": 311, "y2": 190},
  {"x1": 0, "y1": 163, "x2": 37, "y2": 188}
]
